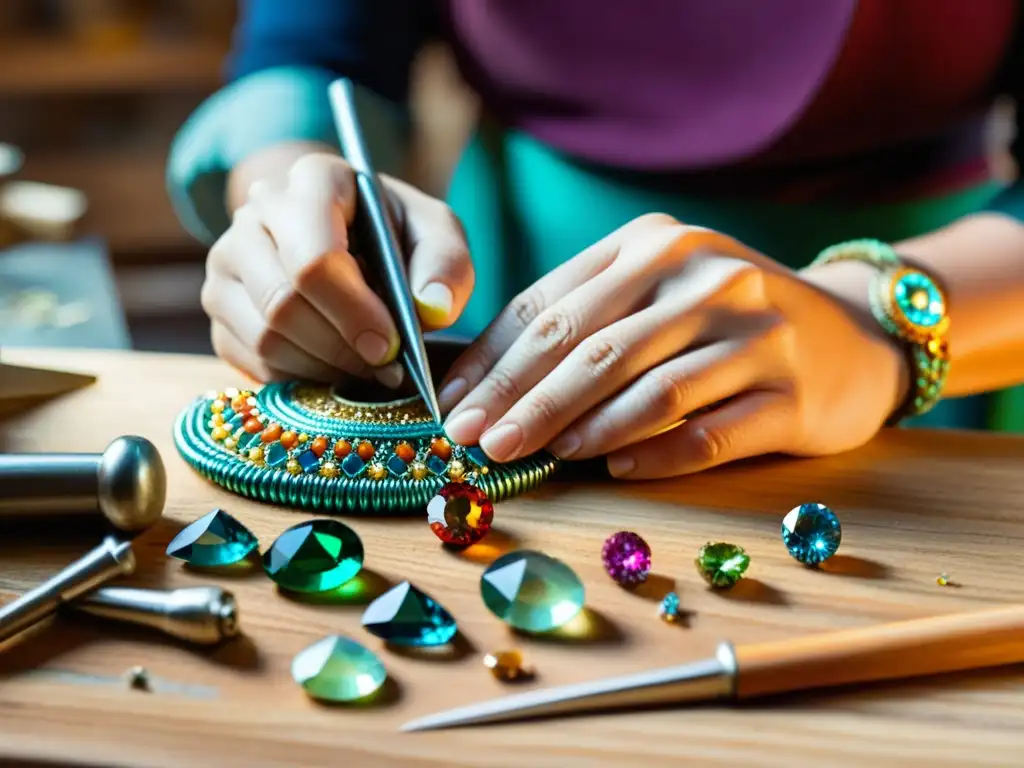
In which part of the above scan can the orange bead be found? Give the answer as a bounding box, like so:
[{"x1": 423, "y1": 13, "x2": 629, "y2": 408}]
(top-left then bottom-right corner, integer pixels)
[
  {"x1": 357, "y1": 440, "x2": 375, "y2": 461},
  {"x1": 244, "y1": 417, "x2": 263, "y2": 434},
  {"x1": 231, "y1": 394, "x2": 252, "y2": 414},
  {"x1": 430, "y1": 437, "x2": 452, "y2": 462},
  {"x1": 261, "y1": 423, "x2": 283, "y2": 443},
  {"x1": 334, "y1": 439, "x2": 352, "y2": 459},
  {"x1": 311, "y1": 436, "x2": 329, "y2": 458},
  {"x1": 394, "y1": 441, "x2": 416, "y2": 463},
  {"x1": 280, "y1": 431, "x2": 298, "y2": 449}
]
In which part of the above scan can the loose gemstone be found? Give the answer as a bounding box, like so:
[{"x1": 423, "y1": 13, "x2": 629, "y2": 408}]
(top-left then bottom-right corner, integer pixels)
[
  {"x1": 430, "y1": 436, "x2": 452, "y2": 462},
  {"x1": 659, "y1": 592, "x2": 681, "y2": 623},
  {"x1": 394, "y1": 441, "x2": 416, "y2": 463},
  {"x1": 264, "y1": 441, "x2": 289, "y2": 468},
  {"x1": 297, "y1": 449, "x2": 320, "y2": 474},
  {"x1": 334, "y1": 439, "x2": 352, "y2": 459},
  {"x1": 264, "y1": 519, "x2": 364, "y2": 592},
  {"x1": 361, "y1": 581, "x2": 457, "y2": 646},
  {"x1": 356, "y1": 440, "x2": 375, "y2": 461},
  {"x1": 426, "y1": 455, "x2": 448, "y2": 475},
  {"x1": 341, "y1": 453, "x2": 366, "y2": 477},
  {"x1": 937, "y1": 573, "x2": 950, "y2": 587},
  {"x1": 386, "y1": 454, "x2": 409, "y2": 477},
  {"x1": 280, "y1": 430, "x2": 298, "y2": 449},
  {"x1": 427, "y1": 482, "x2": 493, "y2": 547},
  {"x1": 601, "y1": 531, "x2": 652, "y2": 586},
  {"x1": 243, "y1": 417, "x2": 263, "y2": 434},
  {"x1": 291, "y1": 635, "x2": 386, "y2": 703},
  {"x1": 695, "y1": 542, "x2": 750, "y2": 589},
  {"x1": 481, "y1": 550, "x2": 584, "y2": 632},
  {"x1": 484, "y1": 649, "x2": 531, "y2": 682},
  {"x1": 166, "y1": 508, "x2": 258, "y2": 566},
  {"x1": 319, "y1": 461, "x2": 340, "y2": 479},
  {"x1": 781, "y1": 503, "x2": 841, "y2": 565},
  {"x1": 261, "y1": 423, "x2": 283, "y2": 443},
  {"x1": 310, "y1": 436, "x2": 328, "y2": 457},
  {"x1": 366, "y1": 462, "x2": 387, "y2": 481}
]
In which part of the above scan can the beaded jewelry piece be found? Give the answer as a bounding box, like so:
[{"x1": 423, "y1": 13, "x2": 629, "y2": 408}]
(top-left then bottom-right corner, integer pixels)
[{"x1": 174, "y1": 381, "x2": 559, "y2": 514}]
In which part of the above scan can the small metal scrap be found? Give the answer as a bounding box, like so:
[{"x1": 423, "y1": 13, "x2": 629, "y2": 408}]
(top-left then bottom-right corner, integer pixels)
[{"x1": 125, "y1": 665, "x2": 150, "y2": 691}]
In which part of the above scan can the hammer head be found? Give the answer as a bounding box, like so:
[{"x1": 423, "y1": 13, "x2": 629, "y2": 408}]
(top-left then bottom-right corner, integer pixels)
[{"x1": 97, "y1": 436, "x2": 166, "y2": 533}]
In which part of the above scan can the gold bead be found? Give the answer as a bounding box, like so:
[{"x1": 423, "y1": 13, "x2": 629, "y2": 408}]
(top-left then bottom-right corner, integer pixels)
[
  {"x1": 320, "y1": 461, "x2": 340, "y2": 479},
  {"x1": 298, "y1": 433, "x2": 309, "y2": 444},
  {"x1": 248, "y1": 447, "x2": 264, "y2": 462},
  {"x1": 212, "y1": 413, "x2": 225, "y2": 426},
  {"x1": 210, "y1": 399, "x2": 226, "y2": 413},
  {"x1": 224, "y1": 387, "x2": 239, "y2": 399},
  {"x1": 410, "y1": 461, "x2": 429, "y2": 480},
  {"x1": 286, "y1": 459, "x2": 302, "y2": 475},
  {"x1": 484, "y1": 650, "x2": 531, "y2": 682},
  {"x1": 367, "y1": 462, "x2": 387, "y2": 480},
  {"x1": 224, "y1": 437, "x2": 237, "y2": 451},
  {"x1": 211, "y1": 426, "x2": 229, "y2": 441},
  {"x1": 448, "y1": 459, "x2": 466, "y2": 481}
]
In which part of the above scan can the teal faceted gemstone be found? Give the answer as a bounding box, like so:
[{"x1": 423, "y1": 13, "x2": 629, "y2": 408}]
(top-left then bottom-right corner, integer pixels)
[
  {"x1": 264, "y1": 519, "x2": 364, "y2": 593},
  {"x1": 465, "y1": 446, "x2": 489, "y2": 468},
  {"x1": 386, "y1": 454, "x2": 409, "y2": 477},
  {"x1": 264, "y1": 441, "x2": 289, "y2": 468},
  {"x1": 361, "y1": 581, "x2": 457, "y2": 646},
  {"x1": 426, "y1": 455, "x2": 448, "y2": 475},
  {"x1": 481, "y1": 550, "x2": 584, "y2": 632},
  {"x1": 291, "y1": 635, "x2": 387, "y2": 702},
  {"x1": 297, "y1": 449, "x2": 320, "y2": 473},
  {"x1": 165, "y1": 508, "x2": 258, "y2": 566},
  {"x1": 893, "y1": 272, "x2": 944, "y2": 327},
  {"x1": 781, "y1": 503, "x2": 841, "y2": 565},
  {"x1": 236, "y1": 431, "x2": 262, "y2": 451},
  {"x1": 341, "y1": 453, "x2": 366, "y2": 477}
]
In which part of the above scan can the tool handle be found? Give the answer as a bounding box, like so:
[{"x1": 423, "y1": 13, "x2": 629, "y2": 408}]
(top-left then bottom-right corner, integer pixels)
[
  {"x1": 735, "y1": 604, "x2": 1024, "y2": 699},
  {"x1": 0, "y1": 453, "x2": 100, "y2": 515}
]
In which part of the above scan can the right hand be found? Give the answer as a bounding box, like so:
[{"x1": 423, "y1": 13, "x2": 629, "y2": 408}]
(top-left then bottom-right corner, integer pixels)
[{"x1": 201, "y1": 151, "x2": 474, "y2": 387}]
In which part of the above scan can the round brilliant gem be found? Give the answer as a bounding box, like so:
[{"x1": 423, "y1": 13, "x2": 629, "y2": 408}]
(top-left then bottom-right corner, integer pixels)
[
  {"x1": 427, "y1": 482, "x2": 493, "y2": 547},
  {"x1": 894, "y1": 272, "x2": 944, "y2": 327},
  {"x1": 695, "y1": 542, "x2": 749, "y2": 588},
  {"x1": 601, "y1": 531, "x2": 652, "y2": 586},
  {"x1": 781, "y1": 503, "x2": 841, "y2": 565}
]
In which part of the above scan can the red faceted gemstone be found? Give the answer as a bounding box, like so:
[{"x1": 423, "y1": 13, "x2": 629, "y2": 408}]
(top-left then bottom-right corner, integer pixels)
[{"x1": 427, "y1": 482, "x2": 494, "y2": 547}]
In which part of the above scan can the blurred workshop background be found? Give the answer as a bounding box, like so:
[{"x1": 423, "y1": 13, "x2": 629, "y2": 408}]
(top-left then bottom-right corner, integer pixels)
[
  {"x1": 0, "y1": 0, "x2": 1011, "y2": 358},
  {"x1": 0, "y1": 0, "x2": 477, "y2": 357}
]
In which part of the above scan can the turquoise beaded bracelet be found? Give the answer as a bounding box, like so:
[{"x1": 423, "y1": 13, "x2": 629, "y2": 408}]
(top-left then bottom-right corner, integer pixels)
[{"x1": 812, "y1": 239, "x2": 951, "y2": 423}]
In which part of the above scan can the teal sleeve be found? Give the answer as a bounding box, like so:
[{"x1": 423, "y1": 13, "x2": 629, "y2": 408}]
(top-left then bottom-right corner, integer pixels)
[{"x1": 167, "y1": 66, "x2": 410, "y2": 244}]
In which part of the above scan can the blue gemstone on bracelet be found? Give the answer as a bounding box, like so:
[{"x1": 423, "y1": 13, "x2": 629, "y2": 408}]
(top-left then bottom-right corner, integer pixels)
[
  {"x1": 781, "y1": 503, "x2": 841, "y2": 566},
  {"x1": 894, "y1": 272, "x2": 944, "y2": 327},
  {"x1": 465, "y1": 446, "x2": 489, "y2": 468},
  {"x1": 264, "y1": 441, "x2": 289, "y2": 468},
  {"x1": 426, "y1": 455, "x2": 448, "y2": 475},
  {"x1": 297, "y1": 449, "x2": 320, "y2": 474},
  {"x1": 387, "y1": 454, "x2": 409, "y2": 477},
  {"x1": 341, "y1": 453, "x2": 366, "y2": 478}
]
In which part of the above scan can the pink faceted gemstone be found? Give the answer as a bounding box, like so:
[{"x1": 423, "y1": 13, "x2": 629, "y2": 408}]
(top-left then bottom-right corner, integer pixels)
[{"x1": 601, "y1": 531, "x2": 651, "y2": 586}]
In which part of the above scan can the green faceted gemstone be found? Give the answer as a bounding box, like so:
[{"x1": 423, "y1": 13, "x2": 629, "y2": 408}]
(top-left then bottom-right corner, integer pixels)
[
  {"x1": 264, "y1": 519, "x2": 364, "y2": 593},
  {"x1": 695, "y1": 542, "x2": 749, "y2": 589},
  {"x1": 291, "y1": 635, "x2": 386, "y2": 702},
  {"x1": 165, "y1": 508, "x2": 258, "y2": 566},
  {"x1": 480, "y1": 550, "x2": 584, "y2": 632}
]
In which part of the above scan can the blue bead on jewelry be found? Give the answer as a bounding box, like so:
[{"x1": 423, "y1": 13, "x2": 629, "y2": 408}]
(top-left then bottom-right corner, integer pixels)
[
  {"x1": 781, "y1": 503, "x2": 841, "y2": 565},
  {"x1": 893, "y1": 271, "x2": 944, "y2": 328}
]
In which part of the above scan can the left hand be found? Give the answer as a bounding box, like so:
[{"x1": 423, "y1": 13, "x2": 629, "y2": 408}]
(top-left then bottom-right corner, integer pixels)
[{"x1": 439, "y1": 214, "x2": 910, "y2": 479}]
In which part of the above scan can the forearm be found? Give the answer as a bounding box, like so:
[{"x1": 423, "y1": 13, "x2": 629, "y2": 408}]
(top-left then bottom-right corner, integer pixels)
[{"x1": 802, "y1": 212, "x2": 1024, "y2": 397}]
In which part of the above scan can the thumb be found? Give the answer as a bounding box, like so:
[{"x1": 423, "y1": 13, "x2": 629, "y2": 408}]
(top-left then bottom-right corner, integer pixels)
[{"x1": 384, "y1": 177, "x2": 474, "y2": 330}]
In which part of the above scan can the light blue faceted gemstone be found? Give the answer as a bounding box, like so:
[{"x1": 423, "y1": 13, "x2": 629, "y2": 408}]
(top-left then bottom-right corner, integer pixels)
[
  {"x1": 781, "y1": 503, "x2": 841, "y2": 565},
  {"x1": 341, "y1": 453, "x2": 366, "y2": 477},
  {"x1": 292, "y1": 635, "x2": 387, "y2": 702},
  {"x1": 426, "y1": 455, "x2": 448, "y2": 475},
  {"x1": 361, "y1": 581, "x2": 457, "y2": 646},
  {"x1": 893, "y1": 272, "x2": 944, "y2": 327},
  {"x1": 481, "y1": 550, "x2": 584, "y2": 632},
  {"x1": 165, "y1": 508, "x2": 258, "y2": 566},
  {"x1": 264, "y1": 441, "x2": 289, "y2": 468},
  {"x1": 386, "y1": 454, "x2": 409, "y2": 477}
]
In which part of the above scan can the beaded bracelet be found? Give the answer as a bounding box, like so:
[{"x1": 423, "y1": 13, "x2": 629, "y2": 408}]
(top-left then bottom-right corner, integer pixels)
[{"x1": 812, "y1": 239, "x2": 951, "y2": 424}]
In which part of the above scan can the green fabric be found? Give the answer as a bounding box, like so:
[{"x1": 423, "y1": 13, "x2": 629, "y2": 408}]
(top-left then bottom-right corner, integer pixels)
[
  {"x1": 446, "y1": 123, "x2": 1023, "y2": 433},
  {"x1": 166, "y1": 67, "x2": 410, "y2": 245}
]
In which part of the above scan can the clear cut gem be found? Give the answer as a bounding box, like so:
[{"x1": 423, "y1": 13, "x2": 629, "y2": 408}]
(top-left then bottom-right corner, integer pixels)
[
  {"x1": 291, "y1": 635, "x2": 386, "y2": 702},
  {"x1": 480, "y1": 550, "x2": 584, "y2": 632}
]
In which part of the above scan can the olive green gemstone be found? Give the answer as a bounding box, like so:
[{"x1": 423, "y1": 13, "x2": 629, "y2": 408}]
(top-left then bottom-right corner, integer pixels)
[
  {"x1": 263, "y1": 519, "x2": 364, "y2": 593},
  {"x1": 480, "y1": 550, "x2": 584, "y2": 632},
  {"x1": 695, "y1": 542, "x2": 749, "y2": 589},
  {"x1": 291, "y1": 635, "x2": 386, "y2": 702}
]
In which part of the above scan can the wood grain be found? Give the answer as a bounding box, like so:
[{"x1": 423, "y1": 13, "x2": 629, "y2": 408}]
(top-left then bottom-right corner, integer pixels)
[{"x1": 2, "y1": 349, "x2": 1024, "y2": 767}]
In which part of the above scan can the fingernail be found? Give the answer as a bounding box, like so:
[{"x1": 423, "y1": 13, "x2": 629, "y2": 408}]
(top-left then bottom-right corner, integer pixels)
[
  {"x1": 607, "y1": 454, "x2": 636, "y2": 478},
  {"x1": 444, "y1": 407, "x2": 488, "y2": 445},
  {"x1": 415, "y1": 282, "x2": 454, "y2": 327},
  {"x1": 374, "y1": 363, "x2": 404, "y2": 389},
  {"x1": 438, "y1": 377, "x2": 468, "y2": 412},
  {"x1": 549, "y1": 430, "x2": 581, "y2": 459},
  {"x1": 480, "y1": 423, "x2": 524, "y2": 462},
  {"x1": 355, "y1": 331, "x2": 391, "y2": 365}
]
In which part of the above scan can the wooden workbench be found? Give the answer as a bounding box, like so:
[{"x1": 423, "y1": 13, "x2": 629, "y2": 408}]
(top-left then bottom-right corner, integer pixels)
[{"x1": 2, "y1": 349, "x2": 1023, "y2": 767}]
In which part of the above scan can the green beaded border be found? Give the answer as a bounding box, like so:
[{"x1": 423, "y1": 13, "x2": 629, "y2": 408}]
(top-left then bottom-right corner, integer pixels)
[{"x1": 173, "y1": 393, "x2": 559, "y2": 515}]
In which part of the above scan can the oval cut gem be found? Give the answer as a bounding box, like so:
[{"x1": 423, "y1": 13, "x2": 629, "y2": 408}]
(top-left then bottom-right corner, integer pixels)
[
  {"x1": 165, "y1": 508, "x2": 258, "y2": 566},
  {"x1": 480, "y1": 550, "x2": 584, "y2": 632},
  {"x1": 361, "y1": 581, "x2": 457, "y2": 646},
  {"x1": 291, "y1": 635, "x2": 386, "y2": 702},
  {"x1": 263, "y1": 519, "x2": 364, "y2": 593}
]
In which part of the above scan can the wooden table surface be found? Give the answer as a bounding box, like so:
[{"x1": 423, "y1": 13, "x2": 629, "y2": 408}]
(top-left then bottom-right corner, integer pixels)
[{"x1": 2, "y1": 349, "x2": 1024, "y2": 767}]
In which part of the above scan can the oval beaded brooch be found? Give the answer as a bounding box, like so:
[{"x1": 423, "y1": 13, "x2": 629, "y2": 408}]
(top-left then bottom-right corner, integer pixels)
[{"x1": 174, "y1": 380, "x2": 559, "y2": 514}]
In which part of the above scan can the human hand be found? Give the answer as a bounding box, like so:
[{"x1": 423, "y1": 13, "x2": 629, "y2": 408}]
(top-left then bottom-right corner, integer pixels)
[
  {"x1": 439, "y1": 214, "x2": 909, "y2": 479},
  {"x1": 201, "y1": 151, "x2": 473, "y2": 385}
]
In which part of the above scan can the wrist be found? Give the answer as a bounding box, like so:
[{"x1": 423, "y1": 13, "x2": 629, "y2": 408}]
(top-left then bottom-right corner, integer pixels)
[{"x1": 800, "y1": 260, "x2": 912, "y2": 423}]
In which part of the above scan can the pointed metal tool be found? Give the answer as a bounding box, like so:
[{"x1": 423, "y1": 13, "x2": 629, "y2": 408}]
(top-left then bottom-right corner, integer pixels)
[
  {"x1": 329, "y1": 77, "x2": 443, "y2": 425},
  {"x1": 402, "y1": 604, "x2": 1024, "y2": 731}
]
